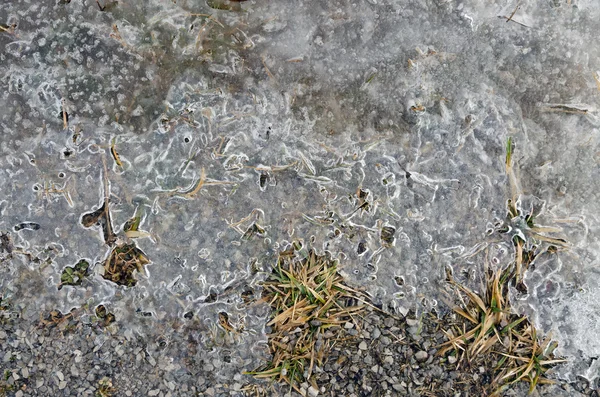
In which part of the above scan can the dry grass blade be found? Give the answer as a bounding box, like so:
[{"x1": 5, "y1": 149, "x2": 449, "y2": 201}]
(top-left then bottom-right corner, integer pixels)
[
  {"x1": 450, "y1": 280, "x2": 487, "y2": 313},
  {"x1": 453, "y1": 307, "x2": 478, "y2": 324}
]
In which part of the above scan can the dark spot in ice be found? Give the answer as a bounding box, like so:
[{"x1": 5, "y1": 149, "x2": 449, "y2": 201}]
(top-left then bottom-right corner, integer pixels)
[
  {"x1": 157, "y1": 335, "x2": 168, "y2": 349},
  {"x1": 0, "y1": 232, "x2": 13, "y2": 254},
  {"x1": 81, "y1": 203, "x2": 117, "y2": 245},
  {"x1": 204, "y1": 291, "x2": 217, "y2": 303},
  {"x1": 222, "y1": 351, "x2": 231, "y2": 363},
  {"x1": 136, "y1": 309, "x2": 153, "y2": 317},
  {"x1": 394, "y1": 276, "x2": 404, "y2": 286},
  {"x1": 241, "y1": 288, "x2": 254, "y2": 303},
  {"x1": 259, "y1": 171, "x2": 268, "y2": 189},
  {"x1": 174, "y1": 256, "x2": 186, "y2": 268},
  {"x1": 63, "y1": 149, "x2": 73, "y2": 158},
  {"x1": 81, "y1": 205, "x2": 105, "y2": 227},
  {"x1": 57, "y1": 111, "x2": 68, "y2": 122},
  {"x1": 380, "y1": 226, "x2": 396, "y2": 245},
  {"x1": 95, "y1": 304, "x2": 115, "y2": 325},
  {"x1": 357, "y1": 241, "x2": 367, "y2": 255},
  {"x1": 242, "y1": 222, "x2": 266, "y2": 240},
  {"x1": 184, "y1": 311, "x2": 194, "y2": 319},
  {"x1": 14, "y1": 222, "x2": 40, "y2": 231}
]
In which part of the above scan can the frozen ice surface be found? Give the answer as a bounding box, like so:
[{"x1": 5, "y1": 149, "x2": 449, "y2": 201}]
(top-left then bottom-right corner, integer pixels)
[{"x1": 1, "y1": 0, "x2": 600, "y2": 383}]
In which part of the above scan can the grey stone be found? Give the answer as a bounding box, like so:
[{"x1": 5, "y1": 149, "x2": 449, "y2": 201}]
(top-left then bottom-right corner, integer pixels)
[
  {"x1": 415, "y1": 351, "x2": 428, "y2": 362},
  {"x1": 372, "y1": 327, "x2": 381, "y2": 339}
]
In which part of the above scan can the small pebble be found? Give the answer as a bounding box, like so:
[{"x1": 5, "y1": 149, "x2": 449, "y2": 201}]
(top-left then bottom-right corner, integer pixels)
[
  {"x1": 372, "y1": 328, "x2": 381, "y2": 339},
  {"x1": 358, "y1": 341, "x2": 368, "y2": 350},
  {"x1": 415, "y1": 350, "x2": 428, "y2": 362}
]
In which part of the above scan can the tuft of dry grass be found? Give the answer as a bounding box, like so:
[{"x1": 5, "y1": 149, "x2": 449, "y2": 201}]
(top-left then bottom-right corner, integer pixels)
[
  {"x1": 247, "y1": 243, "x2": 366, "y2": 394},
  {"x1": 504, "y1": 137, "x2": 568, "y2": 284},
  {"x1": 439, "y1": 251, "x2": 565, "y2": 395},
  {"x1": 103, "y1": 243, "x2": 150, "y2": 287},
  {"x1": 96, "y1": 377, "x2": 116, "y2": 397}
]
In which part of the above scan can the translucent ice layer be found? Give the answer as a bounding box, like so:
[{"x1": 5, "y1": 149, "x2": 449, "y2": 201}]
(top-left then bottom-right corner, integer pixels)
[{"x1": 1, "y1": 0, "x2": 599, "y2": 383}]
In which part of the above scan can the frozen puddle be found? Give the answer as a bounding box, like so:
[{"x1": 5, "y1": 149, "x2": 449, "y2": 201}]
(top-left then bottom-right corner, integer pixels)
[{"x1": 1, "y1": 0, "x2": 600, "y2": 384}]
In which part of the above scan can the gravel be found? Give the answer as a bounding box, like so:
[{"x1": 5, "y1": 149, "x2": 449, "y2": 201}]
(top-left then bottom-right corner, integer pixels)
[
  {"x1": 265, "y1": 305, "x2": 594, "y2": 397},
  {"x1": 0, "y1": 299, "x2": 597, "y2": 397}
]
